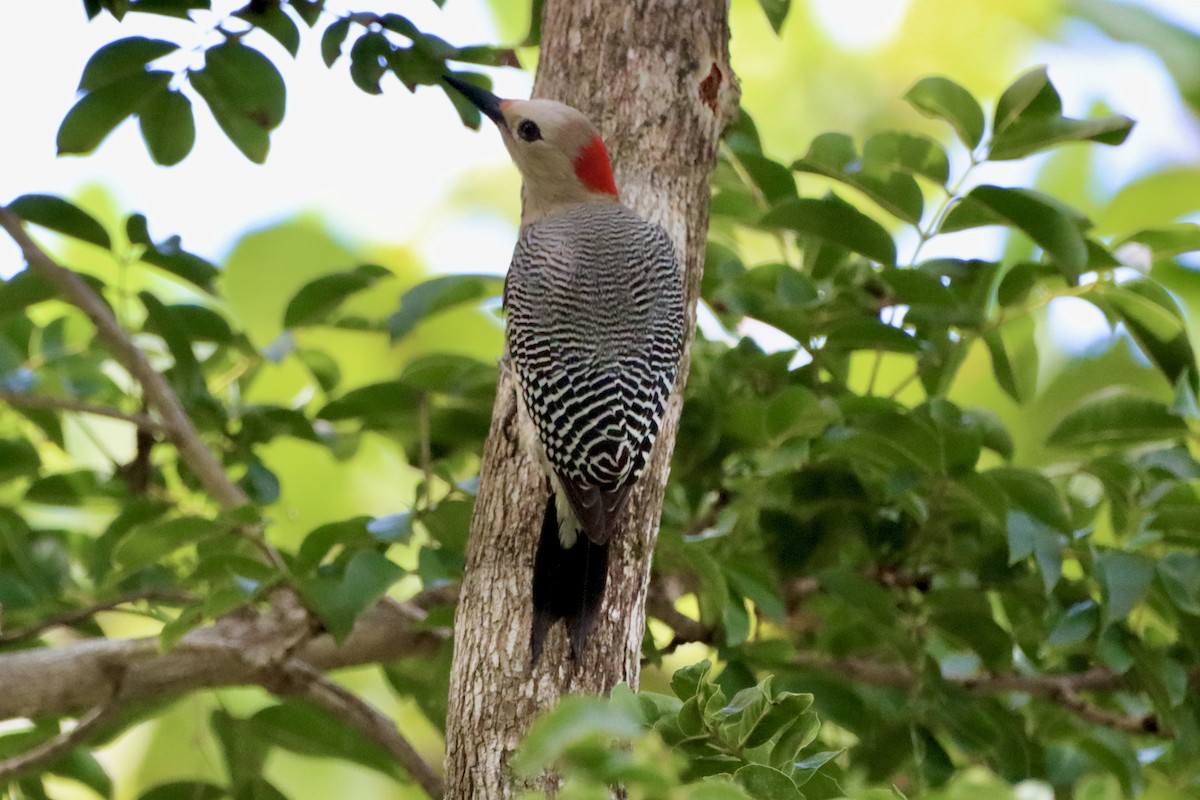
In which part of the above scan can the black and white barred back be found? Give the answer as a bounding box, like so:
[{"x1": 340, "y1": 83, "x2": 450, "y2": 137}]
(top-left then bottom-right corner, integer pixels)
[{"x1": 506, "y1": 202, "x2": 685, "y2": 537}]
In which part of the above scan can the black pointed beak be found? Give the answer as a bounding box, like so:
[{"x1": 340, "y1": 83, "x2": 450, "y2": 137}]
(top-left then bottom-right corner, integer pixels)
[{"x1": 443, "y1": 75, "x2": 506, "y2": 126}]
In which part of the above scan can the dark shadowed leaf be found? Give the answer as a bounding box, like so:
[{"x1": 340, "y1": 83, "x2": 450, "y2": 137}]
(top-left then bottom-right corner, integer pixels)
[
  {"x1": 234, "y1": 4, "x2": 301, "y2": 56},
  {"x1": 192, "y1": 40, "x2": 286, "y2": 163},
  {"x1": 757, "y1": 0, "x2": 791, "y2": 33},
  {"x1": 904, "y1": 76, "x2": 985, "y2": 149},
  {"x1": 139, "y1": 87, "x2": 196, "y2": 166},
  {"x1": 321, "y1": 17, "x2": 352, "y2": 67},
  {"x1": 128, "y1": 214, "x2": 220, "y2": 292},
  {"x1": 349, "y1": 32, "x2": 391, "y2": 95},
  {"x1": 9, "y1": 195, "x2": 112, "y2": 250},
  {"x1": 78, "y1": 37, "x2": 179, "y2": 91},
  {"x1": 760, "y1": 196, "x2": 896, "y2": 266},
  {"x1": 58, "y1": 70, "x2": 169, "y2": 155}
]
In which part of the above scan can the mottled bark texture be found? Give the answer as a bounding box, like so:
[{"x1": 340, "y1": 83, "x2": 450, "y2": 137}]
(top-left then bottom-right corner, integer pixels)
[{"x1": 443, "y1": 2, "x2": 739, "y2": 797}]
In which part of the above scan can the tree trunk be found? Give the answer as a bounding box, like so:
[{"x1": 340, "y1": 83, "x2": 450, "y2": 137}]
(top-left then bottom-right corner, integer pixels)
[{"x1": 443, "y1": 1, "x2": 738, "y2": 797}]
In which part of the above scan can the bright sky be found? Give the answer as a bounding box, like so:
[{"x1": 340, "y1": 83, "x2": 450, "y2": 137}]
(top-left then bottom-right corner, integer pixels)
[
  {"x1": 0, "y1": 0, "x2": 1197, "y2": 286},
  {"x1": 0, "y1": 0, "x2": 531, "y2": 281}
]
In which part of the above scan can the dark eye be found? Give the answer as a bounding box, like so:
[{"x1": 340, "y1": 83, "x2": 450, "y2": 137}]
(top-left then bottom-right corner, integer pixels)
[{"x1": 517, "y1": 119, "x2": 542, "y2": 142}]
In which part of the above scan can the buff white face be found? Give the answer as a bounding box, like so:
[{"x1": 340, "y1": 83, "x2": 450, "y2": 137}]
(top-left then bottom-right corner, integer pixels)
[
  {"x1": 443, "y1": 77, "x2": 619, "y2": 220},
  {"x1": 493, "y1": 99, "x2": 619, "y2": 203}
]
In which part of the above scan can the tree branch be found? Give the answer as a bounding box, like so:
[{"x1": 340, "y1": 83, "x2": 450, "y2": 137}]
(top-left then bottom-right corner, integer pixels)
[
  {"x1": 266, "y1": 661, "x2": 444, "y2": 799},
  {"x1": 0, "y1": 207, "x2": 247, "y2": 511},
  {"x1": 0, "y1": 593, "x2": 449, "y2": 723},
  {"x1": 794, "y1": 653, "x2": 1184, "y2": 738},
  {"x1": 0, "y1": 389, "x2": 170, "y2": 433},
  {"x1": 0, "y1": 695, "x2": 123, "y2": 784}
]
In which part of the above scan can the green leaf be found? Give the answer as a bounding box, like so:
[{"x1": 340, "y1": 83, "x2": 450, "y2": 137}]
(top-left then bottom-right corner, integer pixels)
[
  {"x1": 862, "y1": 131, "x2": 950, "y2": 185},
  {"x1": 993, "y1": 66, "x2": 1060, "y2": 136},
  {"x1": 734, "y1": 764, "x2": 802, "y2": 800},
  {"x1": 760, "y1": 196, "x2": 896, "y2": 266},
  {"x1": 983, "y1": 314, "x2": 1038, "y2": 403},
  {"x1": 671, "y1": 659, "x2": 713, "y2": 701},
  {"x1": 317, "y1": 380, "x2": 420, "y2": 424},
  {"x1": 9, "y1": 194, "x2": 112, "y2": 250},
  {"x1": 387, "y1": 274, "x2": 502, "y2": 340},
  {"x1": 234, "y1": 4, "x2": 301, "y2": 57},
  {"x1": 138, "y1": 782, "x2": 226, "y2": 800},
  {"x1": 211, "y1": 709, "x2": 268, "y2": 794},
  {"x1": 989, "y1": 67, "x2": 1133, "y2": 160},
  {"x1": 1047, "y1": 390, "x2": 1188, "y2": 449},
  {"x1": 511, "y1": 697, "x2": 642, "y2": 776},
  {"x1": 1006, "y1": 510, "x2": 1063, "y2": 593},
  {"x1": 78, "y1": 37, "x2": 178, "y2": 91},
  {"x1": 58, "y1": 69, "x2": 169, "y2": 155},
  {"x1": 1096, "y1": 551, "x2": 1155, "y2": 622},
  {"x1": 791, "y1": 134, "x2": 923, "y2": 224},
  {"x1": 249, "y1": 702, "x2": 401, "y2": 780},
  {"x1": 1098, "y1": 169, "x2": 1200, "y2": 234},
  {"x1": 942, "y1": 186, "x2": 1088, "y2": 282},
  {"x1": 745, "y1": 692, "x2": 814, "y2": 748},
  {"x1": 192, "y1": 40, "x2": 286, "y2": 163},
  {"x1": 300, "y1": 550, "x2": 404, "y2": 640},
  {"x1": 1092, "y1": 281, "x2": 1197, "y2": 390},
  {"x1": 990, "y1": 113, "x2": 1134, "y2": 161},
  {"x1": 139, "y1": 87, "x2": 196, "y2": 165},
  {"x1": 284, "y1": 264, "x2": 392, "y2": 327},
  {"x1": 1157, "y1": 553, "x2": 1200, "y2": 616},
  {"x1": 0, "y1": 438, "x2": 40, "y2": 483},
  {"x1": 321, "y1": 17, "x2": 352, "y2": 67},
  {"x1": 757, "y1": 0, "x2": 791, "y2": 33},
  {"x1": 1117, "y1": 224, "x2": 1200, "y2": 261},
  {"x1": 128, "y1": 214, "x2": 220, "y2": 293},
  {"x1": 904, "y1": 76, "x2": 985, "y2": 149},
  {"x1": 113, "y1": 516, "x2": 224, "y2": 570},
  {"x1": 349, "y1": 32, "x2": 391, "y2": 95},
  {"x1": 1048, "y1": 601, "x2": 1099, "y2": 646}
]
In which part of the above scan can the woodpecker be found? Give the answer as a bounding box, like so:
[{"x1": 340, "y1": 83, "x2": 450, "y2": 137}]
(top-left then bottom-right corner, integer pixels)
[{"x1": 444, "y1": 76, "x2": 685, "y2": 663}]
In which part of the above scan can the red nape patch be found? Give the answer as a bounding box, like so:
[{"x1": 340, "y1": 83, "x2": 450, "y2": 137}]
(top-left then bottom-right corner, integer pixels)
[{"x1": 572, "y1": 136, "x2": 619, "y2": 198}]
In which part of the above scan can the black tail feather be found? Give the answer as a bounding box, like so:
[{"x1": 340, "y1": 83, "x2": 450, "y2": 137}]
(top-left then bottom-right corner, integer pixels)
[{"x1": 530, "y1": 494, "x2": 609, "y2": 665}]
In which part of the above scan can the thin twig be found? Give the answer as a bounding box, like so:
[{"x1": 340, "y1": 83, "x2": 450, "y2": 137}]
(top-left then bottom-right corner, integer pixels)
[
  {"x1": 0, "y1": 207, "x2": 247, "y2": 511},
  {"x1": 267, "y1": 661, "x2": 445, "y2": 799},
  {"x1": 0, "y1": 390, "x2": 169, "y2": 433},
  {"x1": 0, "y1": 701, "x2": 122, "y2": 783},
  {"x1": 0, "y1": 589, "x2": 195, "y2": 645}
]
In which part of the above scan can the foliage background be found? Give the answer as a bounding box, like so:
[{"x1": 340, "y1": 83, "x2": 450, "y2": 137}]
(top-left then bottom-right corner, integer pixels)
[{"x1": 1, "y1": 0, "x2": 1199, "y2": 798}]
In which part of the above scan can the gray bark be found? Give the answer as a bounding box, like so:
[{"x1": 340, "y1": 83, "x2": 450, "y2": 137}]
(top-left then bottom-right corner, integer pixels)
[{"x1": 442, "y1": 1, "x2": 739, "y2": 797}]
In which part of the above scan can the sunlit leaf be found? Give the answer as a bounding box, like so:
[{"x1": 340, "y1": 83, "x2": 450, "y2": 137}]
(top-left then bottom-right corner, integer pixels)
[
  {"x1": 1047, "y1": 390, "x2": 1188, "y2": 449},
  {"x1": 904, "y1": 76, "x2": 985, "y2": 149}
]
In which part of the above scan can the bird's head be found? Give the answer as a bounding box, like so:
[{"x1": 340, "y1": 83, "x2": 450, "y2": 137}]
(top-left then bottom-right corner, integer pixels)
[{"x1": 444, "y1": 76, "x2": 619, "y2": 223}]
